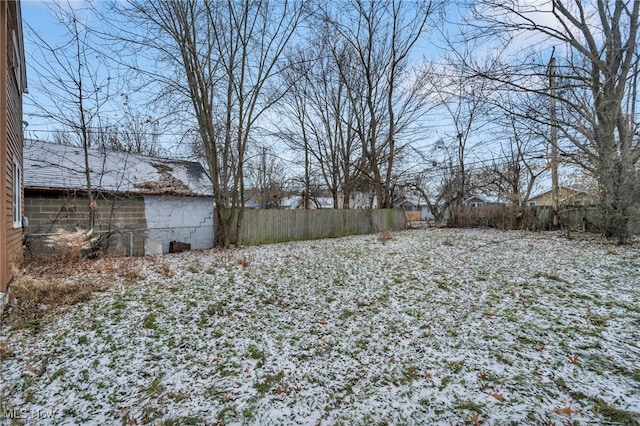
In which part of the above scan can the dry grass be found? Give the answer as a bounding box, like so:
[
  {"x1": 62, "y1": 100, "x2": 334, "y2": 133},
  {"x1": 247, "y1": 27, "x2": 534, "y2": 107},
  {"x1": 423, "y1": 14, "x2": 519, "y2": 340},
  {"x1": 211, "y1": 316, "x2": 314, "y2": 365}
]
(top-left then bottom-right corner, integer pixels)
[
  {"x1": 155, "y1": 262, "x2": 174, "y2": 278},
  {"x1": 3, "y1": 257, "x2": 145, "y2": 330},
  {"x1": 2, "y1": 229, "x2": 640, "y2": 424},
  {"x1": 377, "y1": 230, "x2": 393, "y2": 244},
  {"x1": 442, "y1": 238, "x2": 455, "y2": 247},
  {"x1": 2, "y1": 274, "x2": 104, "y2": 329},
  {"x1": 0, "y1": 339, "x2": 12, "y2": 361}
]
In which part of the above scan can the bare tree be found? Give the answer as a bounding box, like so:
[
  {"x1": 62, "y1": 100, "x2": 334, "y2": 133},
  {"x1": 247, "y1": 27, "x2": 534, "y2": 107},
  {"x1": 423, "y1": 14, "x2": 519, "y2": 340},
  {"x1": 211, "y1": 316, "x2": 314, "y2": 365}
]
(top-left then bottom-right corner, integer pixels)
[
  {"x1": 96, "y1": 97, "x2": 163, "y2": 156},
  {"x1": 276, "y1": 26, "x2": 364, "y2": 209},
  {"x1": 469, "y1": 1, "x2": 640, "y2": 242},
  {"x1": 245, "y1": 146, "x2": 289, "y2": 209},
  {"x1": 477, "y1": 93, "x2": 549, "y2": 206},
  {"x1": 436, "y1": 87, "x2": 487, "y2": 225},
  {"x1": 274, "y1": 66, "x2": 314, "y2": 209},
  {"x1": 418, "y1": 52, "x2": 494, "y2": 225},
  {"x1": 409, "y1": 169, "x2": 457, "y2": 223},
  {"x1": 115, "y1": 0, "x2": 306, "y2": 247},
  {"x1": 408, "y1": 140, "x2": 469, "y2": 223},
  {"x1": 323, "y1": 0, "x2": 441, "y2": 208},
  {"x1": 26, "y1": 2, "x2": 118, "y2": 230},
  {"x1": 480, "y1": 141, "x2": 545, "y2": 207}
]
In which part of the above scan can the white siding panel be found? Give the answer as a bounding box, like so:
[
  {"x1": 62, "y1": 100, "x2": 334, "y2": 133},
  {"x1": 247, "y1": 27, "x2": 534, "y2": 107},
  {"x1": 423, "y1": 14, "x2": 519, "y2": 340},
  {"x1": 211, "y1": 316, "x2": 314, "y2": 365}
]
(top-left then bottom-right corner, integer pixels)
[
  {"x1": 421, "y1": 206, "x2": 434, "y2": 221},
  {"x1": 143, "y1": 196, "x2": 214, "y2": 254}
]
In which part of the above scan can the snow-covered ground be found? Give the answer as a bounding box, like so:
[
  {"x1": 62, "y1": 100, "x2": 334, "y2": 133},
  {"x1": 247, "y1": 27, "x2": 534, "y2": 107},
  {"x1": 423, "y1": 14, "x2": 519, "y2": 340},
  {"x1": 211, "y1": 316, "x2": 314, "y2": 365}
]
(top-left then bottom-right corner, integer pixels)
[{"x1": 1, "y1": 228, "x2": 639, "y2": 425}]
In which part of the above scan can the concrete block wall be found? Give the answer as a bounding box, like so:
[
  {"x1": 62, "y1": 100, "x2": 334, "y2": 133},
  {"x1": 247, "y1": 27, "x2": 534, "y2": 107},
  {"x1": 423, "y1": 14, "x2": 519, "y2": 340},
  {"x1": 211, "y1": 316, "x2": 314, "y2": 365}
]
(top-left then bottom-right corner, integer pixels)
[{"x1": 23, "y1": 191, "x2": 147, "y2": 259}]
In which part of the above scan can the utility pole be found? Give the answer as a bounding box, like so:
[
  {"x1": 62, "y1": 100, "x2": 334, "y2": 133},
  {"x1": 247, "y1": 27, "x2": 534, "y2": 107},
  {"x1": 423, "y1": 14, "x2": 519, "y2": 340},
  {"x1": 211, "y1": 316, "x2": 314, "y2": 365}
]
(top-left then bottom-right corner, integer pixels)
[
  {"x1": 260, "y1": 146, "x2": 267, "y2": 209},
  {"x1": 549, "y1": 51, "x2": 559, "y2": 229},
  {"x1": 304, "y1": 134, "x2": 310, "y2": 210}
]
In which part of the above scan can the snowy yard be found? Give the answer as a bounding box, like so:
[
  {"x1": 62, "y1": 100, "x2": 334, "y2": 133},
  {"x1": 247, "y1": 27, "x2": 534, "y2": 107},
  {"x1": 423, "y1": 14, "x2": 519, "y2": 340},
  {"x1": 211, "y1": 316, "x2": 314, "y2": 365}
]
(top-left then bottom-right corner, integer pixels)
[{"x1": 1, "y1": 228, "x2": 639, "y2": 425}]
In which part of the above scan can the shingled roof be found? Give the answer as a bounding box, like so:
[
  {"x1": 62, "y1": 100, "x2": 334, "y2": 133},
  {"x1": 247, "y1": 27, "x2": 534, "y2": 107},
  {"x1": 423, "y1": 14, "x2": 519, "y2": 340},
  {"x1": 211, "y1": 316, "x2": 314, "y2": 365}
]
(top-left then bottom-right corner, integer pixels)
[{"x1": 24, "y1": 140, "x2": 213, "y2": 197}]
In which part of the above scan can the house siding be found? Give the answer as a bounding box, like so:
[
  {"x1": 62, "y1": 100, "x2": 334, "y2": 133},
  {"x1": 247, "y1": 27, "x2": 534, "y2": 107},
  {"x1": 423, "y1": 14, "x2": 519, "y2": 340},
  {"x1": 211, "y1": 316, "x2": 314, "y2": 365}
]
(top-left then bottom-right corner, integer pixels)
[
  {"x1": 24, "y1": 191, "x2": 147, "y2": 259},
  {"x1": 529, "y1": 188, "x2": 593, "y2": 207},
  {"x1": 1, "y1": 1, "x2": 24, "y2": 292}
]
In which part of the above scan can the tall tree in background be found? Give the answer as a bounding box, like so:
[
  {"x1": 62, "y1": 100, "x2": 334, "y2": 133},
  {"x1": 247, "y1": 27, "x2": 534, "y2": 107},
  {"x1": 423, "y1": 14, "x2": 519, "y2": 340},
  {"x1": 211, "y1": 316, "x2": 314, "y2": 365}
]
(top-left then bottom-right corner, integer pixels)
[
  {"x1": 474, "y1": 90, "x2": 549, "y2": 206},
  {"x1": 435, "y1": 80, "x2": 489, "y2": 225},
  {"x1": 469, "y1": 1, "x2": 640, "y2": 242},
  {"x1": 245, "y1": 146, "x2": 289, "y2": 209},
  {"x1": 277, "y1": 27, "x2": 364, "y2": 209},
  {"x1": 116, "y1": 0, "x2": 306, "y2": 247},
  {"x1": 96, "y1": 97, "x2": 163, "y2": 156},
  {"x1": 324, "y1": 0, "x2": 440, "y2": 208}
]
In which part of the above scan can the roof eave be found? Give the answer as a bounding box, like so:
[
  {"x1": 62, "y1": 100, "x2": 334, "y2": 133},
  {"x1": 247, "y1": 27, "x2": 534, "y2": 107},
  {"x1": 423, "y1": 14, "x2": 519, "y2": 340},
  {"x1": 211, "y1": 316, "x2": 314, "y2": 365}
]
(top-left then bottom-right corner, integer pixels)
[{"x1": 24, "y1": 186, "x2": 213, "y2": 198}]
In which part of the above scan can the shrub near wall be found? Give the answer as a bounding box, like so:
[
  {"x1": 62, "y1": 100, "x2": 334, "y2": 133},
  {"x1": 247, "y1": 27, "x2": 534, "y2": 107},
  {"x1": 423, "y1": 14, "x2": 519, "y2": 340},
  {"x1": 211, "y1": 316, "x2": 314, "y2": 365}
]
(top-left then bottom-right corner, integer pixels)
[
  {"x1": 561, "y1": 206, "x2": 640, "y2": 236},
  {"x1": 453, "y1": 204, "x2": 640, "y2": 236},
  {"x1": 454, "y1": 205, "x2": 549, "y2": 231}
]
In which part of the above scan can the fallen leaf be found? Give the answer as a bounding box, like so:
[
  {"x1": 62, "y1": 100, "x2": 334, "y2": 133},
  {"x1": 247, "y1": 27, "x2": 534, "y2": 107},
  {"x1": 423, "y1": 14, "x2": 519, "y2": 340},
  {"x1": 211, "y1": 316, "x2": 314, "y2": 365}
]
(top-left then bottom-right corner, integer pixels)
[
  {"x1": 554, "y1": 406, "x2": 577, "y2": 416},
  {"x1": 490, "y1": 392, "x2": 505, "y2": 402},
  {"x1": 471, "y1": 412, "x2": 482, "y2": 425}
]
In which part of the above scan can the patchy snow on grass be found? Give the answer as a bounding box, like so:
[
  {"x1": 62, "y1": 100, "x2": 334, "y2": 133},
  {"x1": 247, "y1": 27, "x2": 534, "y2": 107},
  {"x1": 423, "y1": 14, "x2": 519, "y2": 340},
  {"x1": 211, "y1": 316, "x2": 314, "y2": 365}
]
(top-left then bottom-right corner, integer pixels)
[{"x1": 2, "y1": 228, "x2": 640, "y2": 425}]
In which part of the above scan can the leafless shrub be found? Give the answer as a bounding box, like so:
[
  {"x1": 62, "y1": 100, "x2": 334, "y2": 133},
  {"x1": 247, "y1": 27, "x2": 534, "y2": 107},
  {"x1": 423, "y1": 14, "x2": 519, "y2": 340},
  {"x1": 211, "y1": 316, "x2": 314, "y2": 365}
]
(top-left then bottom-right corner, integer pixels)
[
  {"x1": 46, "y1": 228, "x2": 97, "y2": 261},
  {"x1": 378, "y1": 230, "x2": 393, "y2": 245},
  {"x1": 0, "y1": 339, "x2": 12, "y2": 360},
  {"x1": 187, "y1": 261, "x2": 203, "y2": 273},
  {"x1": 453, "y1": 206, "x2": 542, "y2": 231}
]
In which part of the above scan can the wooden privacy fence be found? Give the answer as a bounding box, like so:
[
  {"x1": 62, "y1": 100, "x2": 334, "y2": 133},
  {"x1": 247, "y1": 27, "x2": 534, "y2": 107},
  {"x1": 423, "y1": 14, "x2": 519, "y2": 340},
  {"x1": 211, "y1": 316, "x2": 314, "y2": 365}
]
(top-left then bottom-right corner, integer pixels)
[{"x1": 225, "y1": 209, "x2": 406, "y2": 246}]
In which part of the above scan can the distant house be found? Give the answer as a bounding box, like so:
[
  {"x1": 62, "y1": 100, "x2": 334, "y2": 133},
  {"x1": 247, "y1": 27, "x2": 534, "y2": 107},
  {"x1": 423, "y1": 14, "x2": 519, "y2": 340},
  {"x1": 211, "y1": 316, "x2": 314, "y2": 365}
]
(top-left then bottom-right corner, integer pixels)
[
  {"x1": 311, "y1": 197, "x2": 335, "y2": 209},
  {"x1": 278, "y1": 192, "x2": 387, "y2": 210},
  {"x1": 280, "y1": 195, "x2": 336, "y2": 210},
  {"x1": 394, "y1": 195, "x2": 421, "y2": 211},
  {"x1": 1, "y1": 0, "x2": 26, "y2": 293},
  {"x1": 280, "y1": 196, "x2": 303, "y2": 210},
  {"x1": 463, "y1": 195, "x2": 487, "y2": 208},
  {"x1": 346, "y1": 192, "x2": 377, "y2": 209},
  {"x1": 244, "y1": 187, "x2": 284, "y2": 209},
  {"x1": 527, "y1": 187, "x2": 593, "y2": 207},
  {"x1": 393, "y1": 195, "x2": 434, "y2": 221},
  {"x1": 23, "y1": 140, "x2": 214, "y2": 257}
]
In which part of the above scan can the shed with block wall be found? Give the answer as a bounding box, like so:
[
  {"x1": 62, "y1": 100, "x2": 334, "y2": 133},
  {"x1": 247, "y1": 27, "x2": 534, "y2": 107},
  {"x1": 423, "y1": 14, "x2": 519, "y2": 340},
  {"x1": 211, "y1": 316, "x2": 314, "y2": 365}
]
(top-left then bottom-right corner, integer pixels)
[{"x1": 23, "y1": 140, "x2": 214, "y2": 259}]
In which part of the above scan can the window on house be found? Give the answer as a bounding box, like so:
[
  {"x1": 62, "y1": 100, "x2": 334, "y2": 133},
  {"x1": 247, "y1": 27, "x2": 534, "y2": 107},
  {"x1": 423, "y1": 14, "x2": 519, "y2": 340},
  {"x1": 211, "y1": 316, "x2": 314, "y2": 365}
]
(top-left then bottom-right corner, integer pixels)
[
  {"x1": 12, "y1": 30, "x2": 23, "y2": 91},
  {"x1": 13, "y1": 158, "x2": 22, "y2": 228}
]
